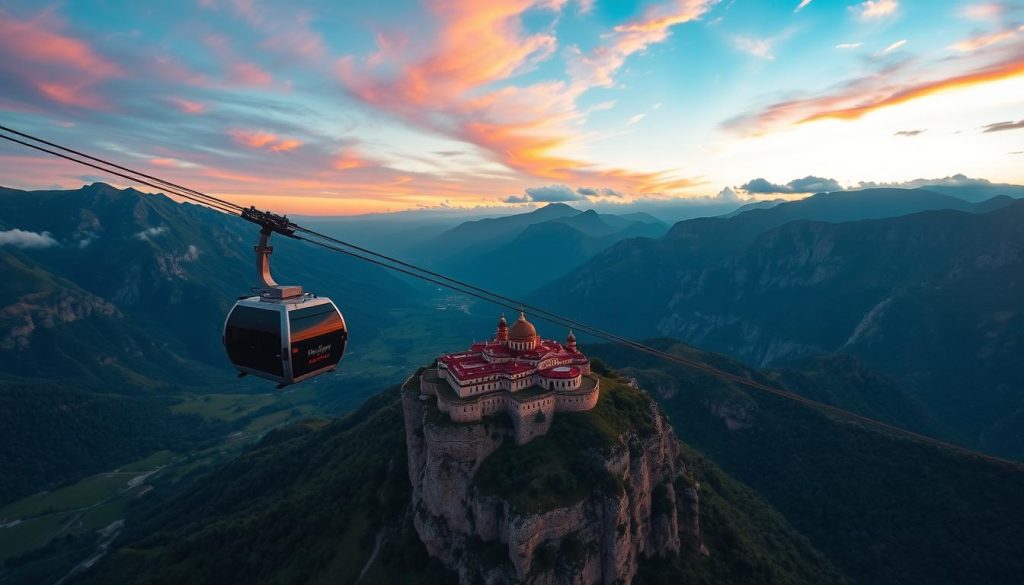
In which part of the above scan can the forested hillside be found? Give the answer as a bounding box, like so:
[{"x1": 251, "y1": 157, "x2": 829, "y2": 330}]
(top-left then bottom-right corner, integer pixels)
[
  {"x1": 77, "y1": 383, "x2": 847, "y2": 585},
  {"x1": 591, "y1": 340, "x2": 1024, "y2": 585}
]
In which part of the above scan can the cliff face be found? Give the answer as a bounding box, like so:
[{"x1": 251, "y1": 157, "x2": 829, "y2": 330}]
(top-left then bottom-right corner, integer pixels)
[
  {"x1": 401, "y1": 375, "x2": 703, "y2": 584},
  {"x1": 533, "y1": 201, "x2": 1024, "y2": 459}
]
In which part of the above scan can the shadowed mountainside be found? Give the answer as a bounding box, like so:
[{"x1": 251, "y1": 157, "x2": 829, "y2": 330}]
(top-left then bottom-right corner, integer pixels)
[
  {"x1": 590, "y1": 340, "x2": 1024, "y2": 585},
  {"x1": 536, "y1": 198, "x2": 1024, "y2": 459},
  {"x1": 415, "y1": 203, "x2": 667, "y2": 294}
]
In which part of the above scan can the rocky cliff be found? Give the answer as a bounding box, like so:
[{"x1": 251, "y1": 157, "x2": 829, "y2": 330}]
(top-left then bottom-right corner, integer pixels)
[
  {"x1": 401, "y1": 372, "x2": 704, "y2": 584},
  {"x1": 534, "y1": 200, "x2": 1024, "y2": 459}
]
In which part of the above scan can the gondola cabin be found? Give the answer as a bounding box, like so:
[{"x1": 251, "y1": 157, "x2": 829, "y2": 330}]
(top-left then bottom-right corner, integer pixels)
[
  {"x1": 224, "y1": 294, "x2": 347, "y2": 387},
  {"x1": 224, "y1": 214, "x2": 349, "y2": 387}
]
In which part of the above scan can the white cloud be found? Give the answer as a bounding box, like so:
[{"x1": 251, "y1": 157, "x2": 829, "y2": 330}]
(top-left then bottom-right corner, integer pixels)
[
  {"x1": 879, "y1": 39, "x2": 907, "y2": 54},
  {"x1": 134, "y1": 226, "x2": 168, "y2": 241},
  {"x1": 733, "y1": 36, "x2": 777, "y2": 59},
  {"x1": 961, "y1": 3, "x2": 1003, "y2": 21},
  {"x1": 835, "y1": 42, "x2": 863, "y2": 49},
  {"x1": 516, "y1": 184, "x2": 588, "y2": 202},
  {"x1": 0, "y1": 229, "x2": 59, "y2": 249},
  {"x1": 795, "y1": 0, "x2": 813, "y2": 13},
  {"x1": 857, "y1": 173, "x2": 995, "y2": 189},
  {"x1": 627, "y1": 113, "x2": 647, "y2": 125},
  {"x1": 856, "y1": 0, "x2": 898, "y2": 19},
  {"x1": 713, "y1": 186, "x2": 743, "y2": 202}
]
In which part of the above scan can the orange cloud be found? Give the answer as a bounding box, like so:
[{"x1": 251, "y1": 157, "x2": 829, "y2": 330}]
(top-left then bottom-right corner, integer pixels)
[
  {"x1": 270, "y1": 138, "x2": 303, "y2": 152},
  {"x1": 332, "y1": 148, "x2": 375, "y2": 170},
  {"x1": 341, "y1": 0, "x2": 558, "y2": 109},
  {"x1": 339, "y1": 0, "x2": 708, "y2": 197},
  {"x1": 229, "y1": 128, "x2": 279, "y2": 148},
  {"x1": 725, "y1": 49, "x2": 1024, "y2": 135},
  {"x1": 228, "y1": 129, "x2": 304, "y2": 155},
  {"x1": 800, "y1": 58, "x2": 1024, "y2": 123}
]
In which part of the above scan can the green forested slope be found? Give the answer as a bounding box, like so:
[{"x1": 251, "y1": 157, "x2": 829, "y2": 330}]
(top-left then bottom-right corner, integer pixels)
[
  {"x1": 78, "y1": 383, "x2": 846, "y2": 585},
  {"x1": 593, "y1": 340, "x2": 1024, "y2": 585}
]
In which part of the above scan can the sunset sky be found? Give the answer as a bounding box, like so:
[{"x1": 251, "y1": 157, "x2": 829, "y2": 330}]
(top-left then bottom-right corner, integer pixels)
[{"x1": 1, "y1": 0, "x2": 1023, "y2": 214}]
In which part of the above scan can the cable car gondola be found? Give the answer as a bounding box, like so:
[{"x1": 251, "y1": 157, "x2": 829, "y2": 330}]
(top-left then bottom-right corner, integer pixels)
[{"x1": 223, "y1": 212, "x2": 347, "y2": 387}]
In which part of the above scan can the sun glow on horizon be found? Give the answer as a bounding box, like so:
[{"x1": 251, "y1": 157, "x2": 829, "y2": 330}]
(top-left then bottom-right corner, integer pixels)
[{"x1": 0, "y1": 0, "x2": 1022, "y2": 214}]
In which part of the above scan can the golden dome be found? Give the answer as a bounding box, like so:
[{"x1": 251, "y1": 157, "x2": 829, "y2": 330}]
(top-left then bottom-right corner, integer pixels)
[{"x1": 508, "y1": 311, "x2": 537, "y2": 342}]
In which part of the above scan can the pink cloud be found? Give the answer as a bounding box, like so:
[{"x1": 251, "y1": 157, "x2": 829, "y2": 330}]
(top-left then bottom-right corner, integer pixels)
[
  {"x1": 201, "y1": 32, "x2": 275, "y2": 88},
  {"x1": 207, "y1": 0, "x2": 327, "y2": 61},
  {"x1": 569, "y1": 0, "x2": 716, "y2": 87},
  {"x1": 0, "y1": 13, "x2": 120, "y2": 75},
  {"x1": 167, "y1": 96, "x2": 207, "y2": 114},
  {"x1": 230, "y1": 62, "x2": 273, "y2": 86},
  {"x1": 332, "y1": 148, "x2": 375, "y2": 170},
  {"x1": 258, "y1": 10, "x2": 327, "y2": 60},
  {"x1": 35, "y1": 81, "x2": 105, "y2": 109},
  {"x1": 0, "y1": 9, "x2": 122, "y2": 109}
]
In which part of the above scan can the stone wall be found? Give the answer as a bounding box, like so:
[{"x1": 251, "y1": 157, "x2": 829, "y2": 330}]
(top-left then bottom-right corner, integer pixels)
[
  {"x1": 428, "y1": 369, "x2": 601, "y2": 444},
  {"x1": 554, "y1": 379, "x2": 600, "y2": 413}
]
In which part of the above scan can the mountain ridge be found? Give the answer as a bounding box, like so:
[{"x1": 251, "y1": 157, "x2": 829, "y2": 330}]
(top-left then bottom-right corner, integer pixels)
[
  {"x1": 590, "y1": 339, "x2": 1024, "y2": 585},
  {"x1": 535, "y1": 199, "x2": 1024, "y2": 458}
]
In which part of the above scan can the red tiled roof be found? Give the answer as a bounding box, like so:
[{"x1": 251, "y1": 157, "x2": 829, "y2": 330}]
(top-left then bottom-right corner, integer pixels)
[{"x1": 439, "y1": 337, "x2": 585, "y2": 383}]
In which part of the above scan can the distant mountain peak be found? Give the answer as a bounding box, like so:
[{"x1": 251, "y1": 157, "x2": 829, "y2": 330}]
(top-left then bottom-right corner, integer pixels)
[
  {"x1": 85, "y1": 181, "x2": 118, "y2": 192},
  {"x1": 531, "y1": 202, "x2": 579, "y2": 216}
]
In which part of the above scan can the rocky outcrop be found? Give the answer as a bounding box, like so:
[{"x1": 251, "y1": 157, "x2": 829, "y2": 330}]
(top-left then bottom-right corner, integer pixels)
[
  {"x1": 1, "y1": 291, "x2": 120, "y2": 349},
  {"x1": 401, "y1": 375, "x2": 703, "y2": 584}
]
